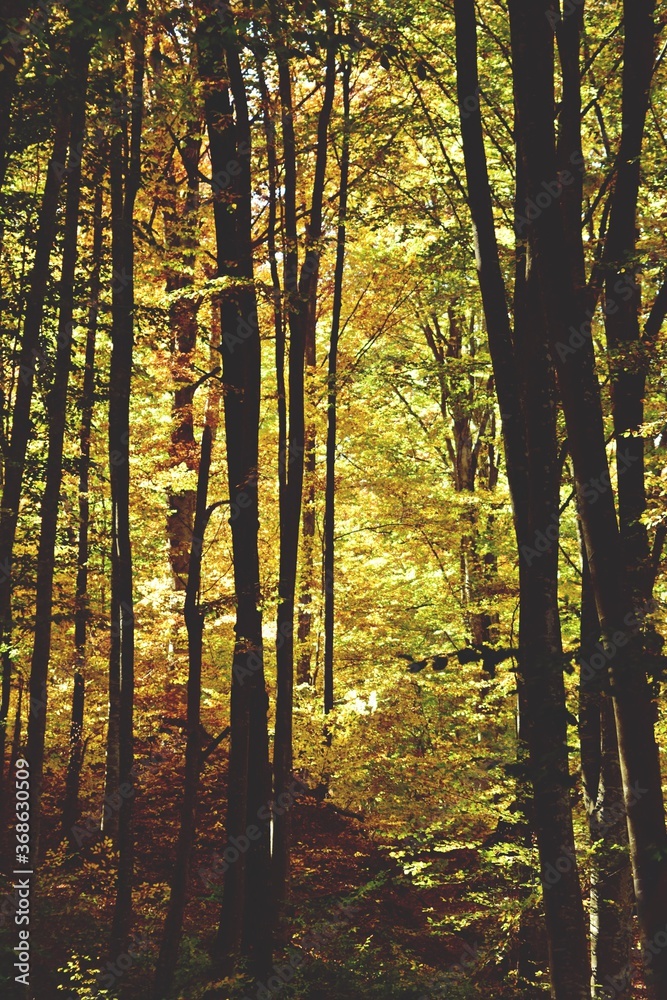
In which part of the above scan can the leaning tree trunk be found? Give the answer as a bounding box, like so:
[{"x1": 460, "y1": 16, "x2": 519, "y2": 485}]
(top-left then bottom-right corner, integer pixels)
[
  {"x1": 200, "y1": 5, "x2": 272, "y2": 978},
  {"x1": 108, "y1": 4, "x2": 145, "y2": 956},
  {"x1": 164, "y1": 128, "x2": 201, "y2": 595},
  {"x1": 508, "y1": 0, "x2": 667, "y2": 992},
  {"x1": 26, "y1": 36, "x2": 90, "y2": 866},
  {"x1": 0, "y1": 100, "x2": 70, "y2": 783},
  {"x1": 153, "y1": 423, "x2": 215, "y2": 1000}
]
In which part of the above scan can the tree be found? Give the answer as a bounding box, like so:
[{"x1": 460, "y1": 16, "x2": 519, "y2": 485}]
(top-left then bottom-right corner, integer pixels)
[
  {"x1": 26, "y1": 28, "x2": 91, "y2": 864},
  {"x1": 507, "y1": 0, "x2": 667, "y2": 990},
  {"x1": 200, "y1": 2, "x2": 273, "y2": 975},
  {"x1": 323, "y1": 57, "x2": 351, "y2": 716},
  {"x1": 107, "y1": 0, "x2": 146, "y2": 954},
  {"x1": 454, "y1": 1, "x2": 591, "y2": 993}
]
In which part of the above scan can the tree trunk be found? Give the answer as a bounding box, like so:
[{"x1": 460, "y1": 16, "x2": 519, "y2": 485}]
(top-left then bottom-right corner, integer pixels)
[
  {"x1": 200, "y1": 6, "x2": 272, "y2": 977},
  {"x1": 153, "y1": 424, "x2": 215, "y2": 1000},
  {"x1": 26, "y1": 37, "x2": 90, "y2": 865},
  {"x1": 296, "y1": 427, "x2": 316, "y2": 684},
  {"x1": 0, "y1": 0, "x2": 29, "y2": 192},
  {"x1": 323, "y1": 60, "x2": 351, "y2": 716},
  {"x1": 272, "y1": 8, "x2": 337, "y2": 914},
  {"x1": 108, "y1": 5, "x2": 145, "y2": 955},
  {"x1": 508, "y1": 1, "x2": 667, "y2": 991},
  {"x1": 164, "y1": 127, "x2": 201, "y2": 594},
  {"x1": 61, "y1": 671, "x2": 85, "y2": 844},
  {"x1": 602, "y1": 0, "x2": 655, "y2": 611},
  {"x1": 75, "y1": 158, "x2": 104, "y2": 672},
  {"x1": 8, "y1": 672, "x2": 23, "y2": 781},
  {"x1": 579, "y1": 543, "x2": 633, "y2": 999},
  {"x1": 455, "y1": 2, "x2": 591, "y2": 995},
  {"x1": 516, "y1": 254, "x2": 591, "y2": 1000},
  {"x1": 0, "y1": 102, "x2": 70, "y2": 782}
]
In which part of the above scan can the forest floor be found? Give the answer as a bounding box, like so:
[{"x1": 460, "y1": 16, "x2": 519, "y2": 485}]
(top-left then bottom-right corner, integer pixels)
[{"x1": 0, "y1": 683, "x2": 650, "y2": 998}]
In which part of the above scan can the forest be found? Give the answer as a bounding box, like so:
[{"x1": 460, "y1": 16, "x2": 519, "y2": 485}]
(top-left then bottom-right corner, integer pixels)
[{"x1": 1, "y1": 0, "x2": 667, "y2": 997}]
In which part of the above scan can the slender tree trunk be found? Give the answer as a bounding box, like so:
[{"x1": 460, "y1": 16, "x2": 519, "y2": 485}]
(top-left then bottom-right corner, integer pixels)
[
  {"x1": 8, "y1": 669, "x2": 22, "y2": 759},
  {"x1": 61, "y1": 671, "x2": 85, "y2": 843},
  {"x1": 153, "y1": 424, "x2": 215, "y2": 1000},
  {"x1": 63, "y1": 152, "x2": 105, "y2": 849},
  {"x1": 297, "y1": 423, "x2": 315, "y2": 684},
  {"x1": 108, "y1": 4, "x2": 145, "y2": 955},
  {"x1": 0, "y1": 103, "x2": 70, "y2": 781},
  {"x1": 272, "y1": 9, "x2": 337, "y2": 913},
  {"x1": 164, "y1": 132, "x2": 201, "y2": 594},
  {"x1": 602, "y1": 0, "x2": 655, "y2": 604},
  {"x1": 200, "y1": 6, "x2": 272, "y2": 977},
  {"x1": 508, "y1": 1, "x2": 667, "y2": 991},
  {"x1": 579, "y1": 546, "x2": 633, "y2": 1000},
  {"x1": 323, "y1": 60, "x2": 351, "y2": 715},
  {"x1": 75, "y1": 162, "x2": 104, "y2": 672},
  {"x1": 26, "y1": 37, "x2": 90, "y2": 865},
  {"x1": 0, "y1": 0, "x2": 29, "y2": 192}
]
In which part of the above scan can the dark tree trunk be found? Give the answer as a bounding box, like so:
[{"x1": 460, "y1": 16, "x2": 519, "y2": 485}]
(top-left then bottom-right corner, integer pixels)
[
  {"x1": 0, "y1": 103, "x2": 70, "y2": 782},
  {"x1": 66, "y1": 150, "x2": 104, "y2": 852},
  {"x1": 200, "y1": 6, "x2": 272, "y2": 977},
  {"x1": 75, "y1": 160, "x2": 104, "y2": 671},
  {"x1": 297, "y1": 428, "x2": 316, "y2": 685},
  {"x1": 323, "y1": 60, "x2": 351, "y2": 716},
  {"x1": 579, "y1": 545, "x2": 633, "y2": 999},
  {"x1": 508, "y1": 1, "x2": 667, "y2": 992},
  {"x1": 108, "y1": 5, "x2": 145, "y2": 955},
  {"x1": 26, "y1": 37, "x2": 90, "y2": 865},
  {"x1": 602, "y1": 0, "x2": 654, "y2": 602},
  {"x1": 455, "y1": 2, "x2": 591, "y2": 995},
  {"x1": 61, "y1": 671, "x2": 85, "y2": 843},
  {"x1": 516, "y1": 255, "x2": 591, "y2": 1000},
  {"x1": 8, "y1": 672, "x2": 22, "y2": 781},
  {"x1": 272, "y1": 9, "x2": 337, "y2": 913},
  {"x1": 164, "y1": 129, "x2": 201, "y2": 594},
  {"x1": 0, "y1": 0, "x2": 29, "y2": 192},
  {"x1": 153, "y1": 424, "x2": 215, "y2": 1000}
]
